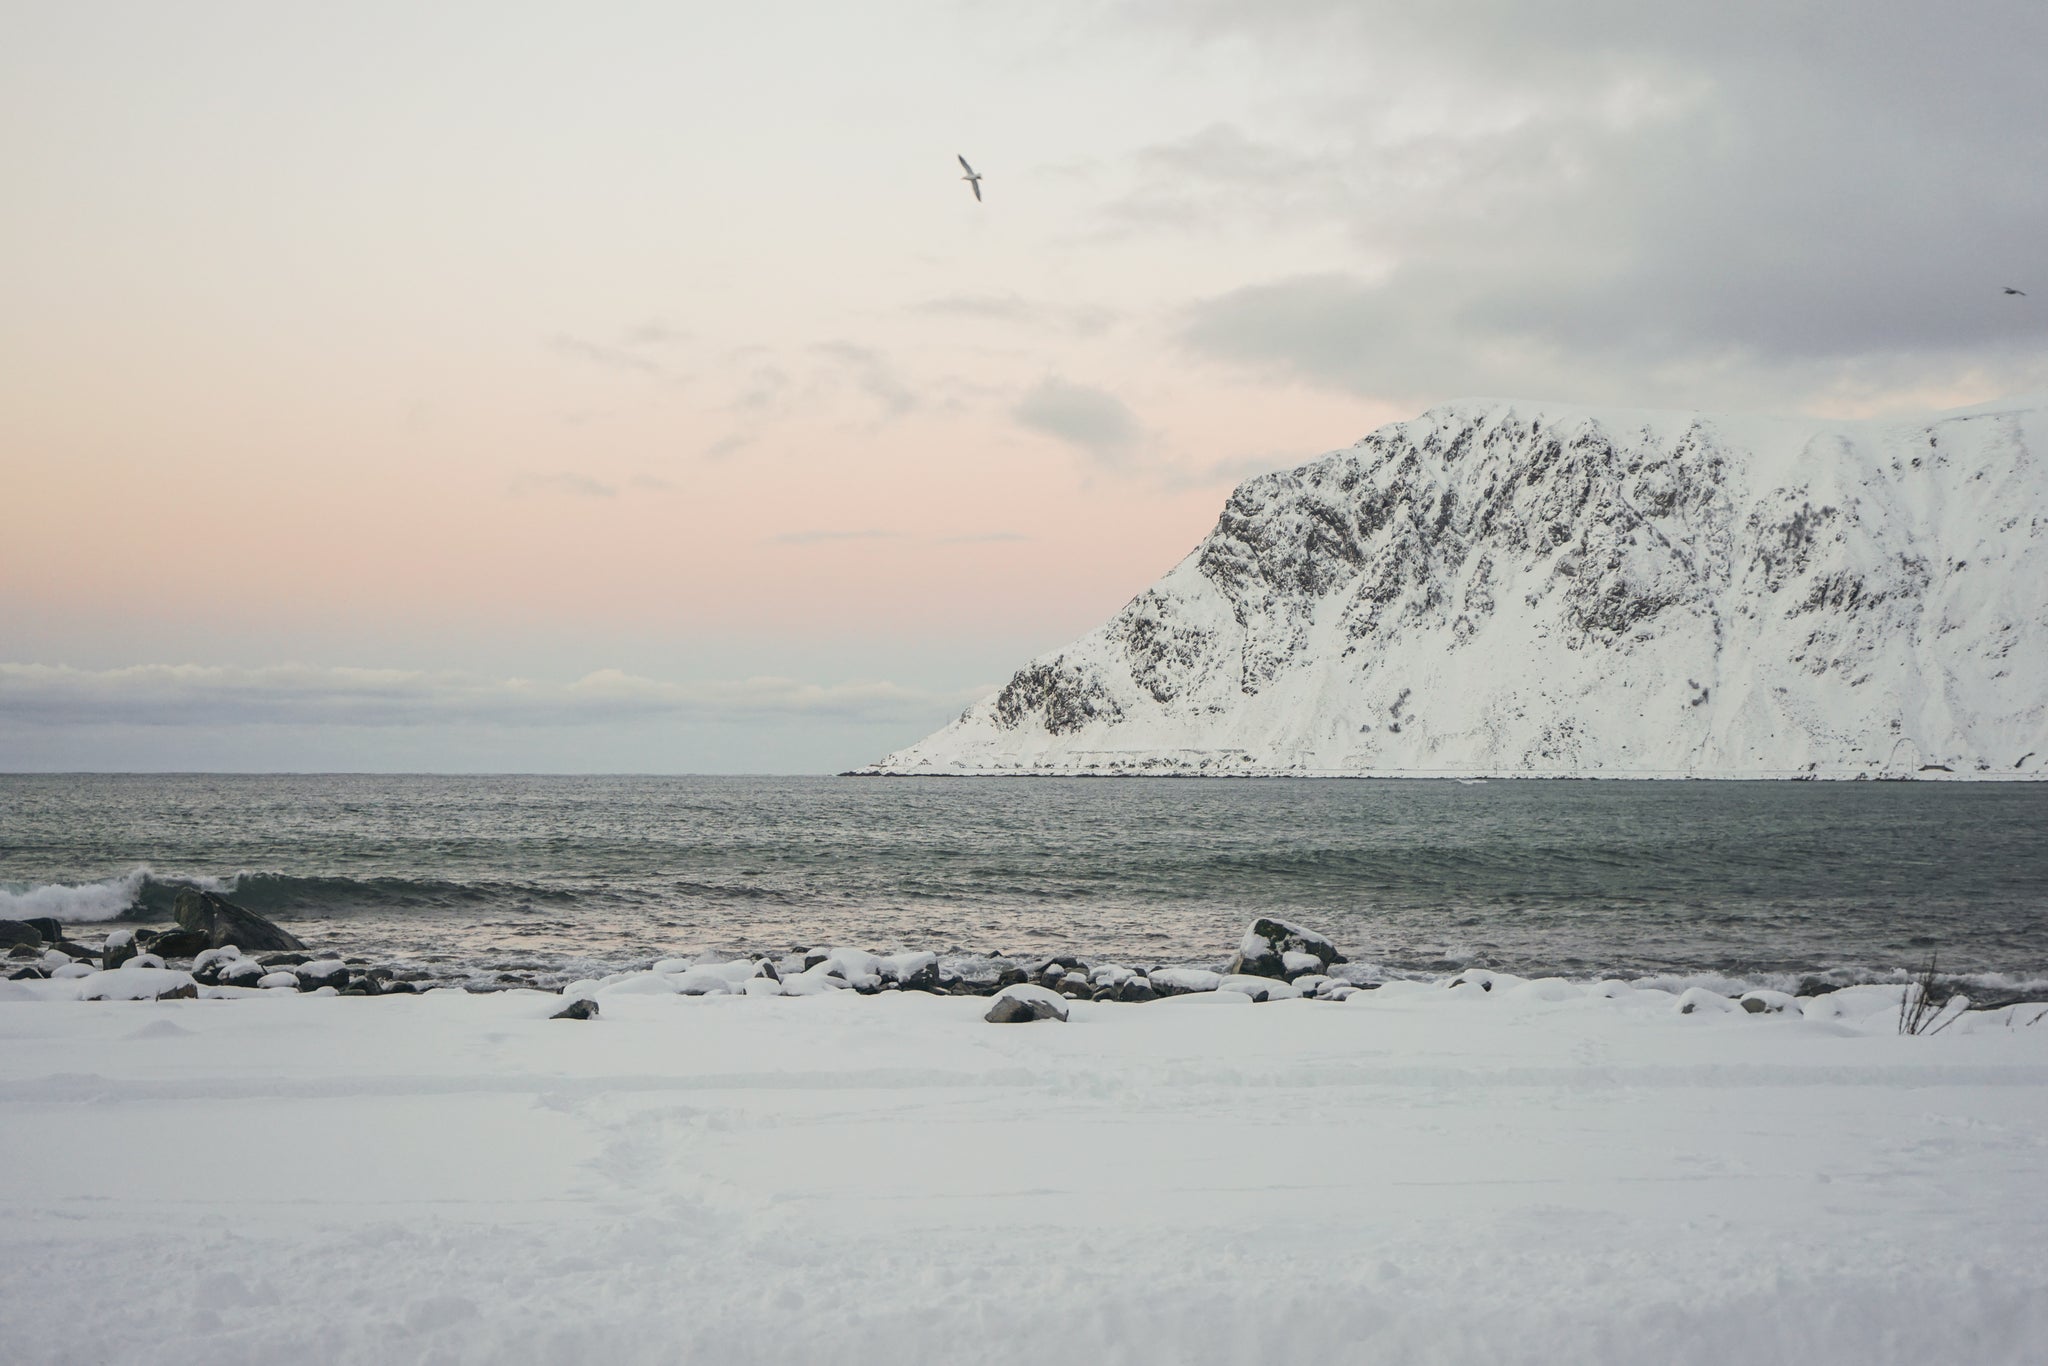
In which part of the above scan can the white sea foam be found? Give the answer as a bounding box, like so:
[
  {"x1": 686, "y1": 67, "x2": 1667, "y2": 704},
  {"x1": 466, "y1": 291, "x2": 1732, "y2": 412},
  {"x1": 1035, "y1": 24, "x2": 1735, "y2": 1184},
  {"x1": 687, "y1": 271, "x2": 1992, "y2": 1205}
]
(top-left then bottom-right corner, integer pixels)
[
  {"x1": 0, "y1": 868, "x2": 150, "y2": 923},
  {"x1": 0, "y1": 866, "x2": 237, "y2": 925}
]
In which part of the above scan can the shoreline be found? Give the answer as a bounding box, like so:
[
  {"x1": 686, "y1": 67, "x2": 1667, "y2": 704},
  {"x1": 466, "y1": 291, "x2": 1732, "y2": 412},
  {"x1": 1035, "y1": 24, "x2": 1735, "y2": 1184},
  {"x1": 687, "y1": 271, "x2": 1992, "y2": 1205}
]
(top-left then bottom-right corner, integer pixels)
[{"x1": 12, "y1": 921, "x2": 2048, "y2": 1017}]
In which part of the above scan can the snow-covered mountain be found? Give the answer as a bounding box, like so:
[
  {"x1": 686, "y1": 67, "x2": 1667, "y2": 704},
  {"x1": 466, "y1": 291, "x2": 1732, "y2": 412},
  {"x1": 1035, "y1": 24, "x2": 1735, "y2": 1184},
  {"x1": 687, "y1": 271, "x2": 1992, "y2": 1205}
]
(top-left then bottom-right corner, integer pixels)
[{"x1": 871, "y1": 396, "x2": 2048, "y2": 778}]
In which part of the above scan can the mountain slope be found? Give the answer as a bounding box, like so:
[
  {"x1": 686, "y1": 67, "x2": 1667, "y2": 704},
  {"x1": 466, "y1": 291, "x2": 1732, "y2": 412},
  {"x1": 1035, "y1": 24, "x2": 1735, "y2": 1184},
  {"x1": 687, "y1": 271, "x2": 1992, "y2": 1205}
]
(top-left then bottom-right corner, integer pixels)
[{"x1": 872, "y1": 396, "x2": 2048, "y2": 778}]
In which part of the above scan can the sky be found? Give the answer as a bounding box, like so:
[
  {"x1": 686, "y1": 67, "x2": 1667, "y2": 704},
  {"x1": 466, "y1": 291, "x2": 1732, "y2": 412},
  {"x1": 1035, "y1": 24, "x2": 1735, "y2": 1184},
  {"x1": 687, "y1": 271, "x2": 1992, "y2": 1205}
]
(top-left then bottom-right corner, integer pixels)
[{"x1": 3, "y1": 0, "x2": 2044, "y2": 772}]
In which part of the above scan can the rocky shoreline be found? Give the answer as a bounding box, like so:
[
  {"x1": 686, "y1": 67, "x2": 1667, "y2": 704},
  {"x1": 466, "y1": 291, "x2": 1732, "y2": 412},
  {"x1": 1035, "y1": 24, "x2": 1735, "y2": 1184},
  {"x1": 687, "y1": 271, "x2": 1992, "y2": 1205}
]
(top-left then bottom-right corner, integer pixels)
[
  {"x1": 5, "y1": 900, "x2": 1370, "y2": 1005},
  {"x1": 9, "y1": 894, "x2": 2042, "y2": 1026}
]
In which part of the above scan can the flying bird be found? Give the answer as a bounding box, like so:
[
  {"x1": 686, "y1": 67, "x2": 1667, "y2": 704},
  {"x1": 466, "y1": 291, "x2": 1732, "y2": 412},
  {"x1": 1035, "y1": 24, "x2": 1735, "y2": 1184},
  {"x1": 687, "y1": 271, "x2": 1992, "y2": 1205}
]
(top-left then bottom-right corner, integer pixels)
[
  {"x1": 958, "y1": 154, "x2": 983, "y2": 203},
  {"x1": 2004, "y1": 286, "x2": 2027, "y2": 296}
]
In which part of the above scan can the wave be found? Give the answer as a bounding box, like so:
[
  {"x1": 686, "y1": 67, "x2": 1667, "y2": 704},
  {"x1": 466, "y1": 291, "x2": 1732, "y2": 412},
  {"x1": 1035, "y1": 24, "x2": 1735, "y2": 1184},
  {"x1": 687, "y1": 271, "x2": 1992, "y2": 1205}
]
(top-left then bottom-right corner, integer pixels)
[
  {"x1": 139, "y1": 872, "x2": 586, "y2": 918},
  {"x1": 1, "y1": 867, "x2": 590, "y2": 924},
  {"x1": 0, "y1": 868, "x2": 166, "y2": 923}
]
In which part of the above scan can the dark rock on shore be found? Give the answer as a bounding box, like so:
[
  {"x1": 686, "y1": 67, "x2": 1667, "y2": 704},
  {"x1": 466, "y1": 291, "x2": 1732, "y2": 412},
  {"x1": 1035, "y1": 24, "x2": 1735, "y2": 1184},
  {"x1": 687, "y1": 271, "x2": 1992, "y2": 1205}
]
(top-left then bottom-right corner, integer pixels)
[
  {"x1": 296, "y1": 958, "x2": 350, "y2": 991},
  {"x1": 140, "y1": 927, "x2": 212, "y2": 958},
  {"x1": 24, "y1": 917, "x2": 65, "y2": 944},
  {"x1": 8, "y1": 965, "x2": 48, "y2": 980},
  {"x1": 985, "y1": 987, "x2": 1068, "y2": 1023},
  {"x1": 552, "y1": 998, "x2": 599, "y2": 1021},
  {"x1": 896, "y1": 958, "x2": 942, "y2": 993},
  {"x1": 174, "y1": 889, "x2": 306, "y2": 954},
  {"x1": 0, "y1": 920, "x2": 45, "y2": 949},
  {"x1": 101, "y1": 930, "x2": 140, "y2": 971}
]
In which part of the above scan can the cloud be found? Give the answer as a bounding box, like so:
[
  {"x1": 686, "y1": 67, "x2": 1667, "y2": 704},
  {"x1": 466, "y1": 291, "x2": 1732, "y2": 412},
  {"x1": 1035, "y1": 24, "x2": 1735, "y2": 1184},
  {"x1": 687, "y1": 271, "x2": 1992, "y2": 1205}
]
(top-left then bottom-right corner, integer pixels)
[
  {"x1": 769, "y1": 529, "x2": 906, "y2": 545},
  {"x1": 0, "y1": 664, "x2": 983, "y2": 730},
  {"x1": 1124, "y1": 1, "x2": 2048, "y2": 411},
  {"x1": 548, "y1": 333, "x2": 687, "y2": 385},
  {"x1": 729, "y1": 365, "x2": 792, "y2": 414},
  {"x1": 1013, "y1": 377, "x2": 1143, "y2": 461},
  {"x1": 620, "y1": 320, "x2": 689, "y2": 348},
  {"x1": 916, "y1": 294, "x2": 1115, "y2": 336},
  {"x1": 513, "y1": 471, "x2": 618, "y2": 498},
  {"x1": 814, "y1": 341, "x2": 917, "y2": 420}
]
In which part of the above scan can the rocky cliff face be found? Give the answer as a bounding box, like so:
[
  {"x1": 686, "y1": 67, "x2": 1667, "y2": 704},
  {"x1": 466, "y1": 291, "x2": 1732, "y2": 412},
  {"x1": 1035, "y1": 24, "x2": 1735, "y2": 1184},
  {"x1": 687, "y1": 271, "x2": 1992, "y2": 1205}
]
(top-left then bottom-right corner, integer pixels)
[{"x1": 872, "y1": 396, "x2": 2048, "y2": 777}]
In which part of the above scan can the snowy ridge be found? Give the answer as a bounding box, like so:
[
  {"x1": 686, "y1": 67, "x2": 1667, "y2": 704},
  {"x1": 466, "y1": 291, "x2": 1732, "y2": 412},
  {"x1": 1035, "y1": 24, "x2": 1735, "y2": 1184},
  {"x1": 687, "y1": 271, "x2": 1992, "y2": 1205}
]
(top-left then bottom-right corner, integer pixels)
[{"x1": 873, "y1": 396, "x2": 2048, "y2": 777}]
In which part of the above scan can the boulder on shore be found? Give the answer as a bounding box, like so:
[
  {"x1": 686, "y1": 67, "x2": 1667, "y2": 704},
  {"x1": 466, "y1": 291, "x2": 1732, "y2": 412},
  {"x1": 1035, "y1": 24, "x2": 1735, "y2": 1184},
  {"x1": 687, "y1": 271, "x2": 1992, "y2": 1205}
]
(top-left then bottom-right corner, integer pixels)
[
  {"x1": 76, "y1": 967, "x2": 200, "y2": 1001},
  {"x1": 173, "y1": 890, "x2": 306, "y2": 953},
  {"x1": 101, "y1": 928, "x2": 139, "y2": 971},
  {"x1": 24, "y1": 917, "x2": 65, "y2": 944},
  {"x1": 984, "y1": 984, "x2": 1069, "y2": 1023},
  {"x1": 1226, "y1": 918, "x2": 1348, "y2": 981},
  {"x1": 552, "y1": 998, "x2": 599, "y2": 1021},
  {"x1": 140, "y1": 927, "x2": 211, "y2": 958},
  {"x1": 0, "y1": 920, "x2": 45, "y2": 949}
]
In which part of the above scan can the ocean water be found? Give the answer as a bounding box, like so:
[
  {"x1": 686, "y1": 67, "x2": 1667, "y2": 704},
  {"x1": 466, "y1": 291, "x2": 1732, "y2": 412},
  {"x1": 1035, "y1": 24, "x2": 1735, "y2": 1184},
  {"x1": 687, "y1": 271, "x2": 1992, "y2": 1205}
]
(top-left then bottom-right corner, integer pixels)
[{"x1": 3, "y1": 773, "x2": 2045, "y2": 993}]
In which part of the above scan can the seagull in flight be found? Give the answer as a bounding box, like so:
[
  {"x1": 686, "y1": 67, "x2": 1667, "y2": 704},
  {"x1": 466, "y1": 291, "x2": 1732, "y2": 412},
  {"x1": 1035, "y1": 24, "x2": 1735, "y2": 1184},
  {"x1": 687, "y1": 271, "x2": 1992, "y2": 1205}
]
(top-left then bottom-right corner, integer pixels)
[
  {"x1": 958, "y1": 154, "x2": 983, "y2": 203},
  {"x1": 2004, "y1": 286, "x2": 2027, "y2": 296}
]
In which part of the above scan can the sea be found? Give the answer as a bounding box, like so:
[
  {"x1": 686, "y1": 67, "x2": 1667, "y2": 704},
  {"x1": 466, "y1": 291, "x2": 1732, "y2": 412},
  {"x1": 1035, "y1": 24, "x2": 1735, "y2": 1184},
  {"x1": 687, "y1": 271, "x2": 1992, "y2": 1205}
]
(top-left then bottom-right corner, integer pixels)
[{"x1": 4, "y1": 773, "x2": 2045, "y2": 996}]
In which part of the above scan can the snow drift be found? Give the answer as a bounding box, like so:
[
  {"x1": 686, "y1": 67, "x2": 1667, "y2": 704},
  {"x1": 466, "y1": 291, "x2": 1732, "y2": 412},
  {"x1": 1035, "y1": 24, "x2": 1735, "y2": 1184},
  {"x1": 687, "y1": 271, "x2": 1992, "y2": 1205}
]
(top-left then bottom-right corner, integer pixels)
[{"x1": 871, "y1": 395, "x2": 2048, "y2": 777}]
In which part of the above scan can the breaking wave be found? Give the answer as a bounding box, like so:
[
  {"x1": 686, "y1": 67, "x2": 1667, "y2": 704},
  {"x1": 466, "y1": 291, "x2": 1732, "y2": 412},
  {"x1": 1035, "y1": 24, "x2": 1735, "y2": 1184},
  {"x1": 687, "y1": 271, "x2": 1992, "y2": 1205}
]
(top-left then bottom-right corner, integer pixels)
[{"x1": 0, "y1": 868, "x2": 170, "y2": 923}]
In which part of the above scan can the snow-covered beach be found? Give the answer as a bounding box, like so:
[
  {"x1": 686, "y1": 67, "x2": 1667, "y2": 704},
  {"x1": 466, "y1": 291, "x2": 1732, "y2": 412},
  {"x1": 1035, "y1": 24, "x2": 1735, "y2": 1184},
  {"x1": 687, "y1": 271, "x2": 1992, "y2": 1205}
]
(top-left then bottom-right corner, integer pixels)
[{"x1": 5, "y1": 960, "x2": 2046, "y2": 1365}]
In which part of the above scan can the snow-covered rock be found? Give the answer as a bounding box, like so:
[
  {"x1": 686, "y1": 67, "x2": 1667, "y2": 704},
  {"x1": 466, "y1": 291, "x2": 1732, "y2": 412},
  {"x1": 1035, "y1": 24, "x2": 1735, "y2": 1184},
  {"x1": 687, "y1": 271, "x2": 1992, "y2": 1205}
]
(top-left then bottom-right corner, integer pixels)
[
  {"x1": 868, "y1": 396, "x2": 2048, "y2": 778},
  {"x1": 295, "y1": 958, "x2": 349, "y2": 988},
  {"x1": 880, "y1": 951, "x2": 940, "y2": 990},
  {"x1": 1146, "y1": 968, "x2": 1225, "y2": 997},
  {"x1": 1226, "y1": 918, "x2": 1349, "y2": 981},
  {"x1": 672, "y1": 967, "x2": 741, "y2": 996},
  {"x1": 984, "y1": 984, "x2": 1069, "y2": 1023},
  {"x1": 779, "y1": 963, "x2": 852, "y2": 996},
  {"x1": 1216, "y1": 975, "x2": 1304, "y2": 1003},
  {"x1": 101, "y1": 927, "x2": 139, "y2": 970},
  {"x1": 217, "y1": 958, "x2": 267, "y2": 987},
  {"x1": 76, "y1": 967, "x2": 198, "y2": 1001}
]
